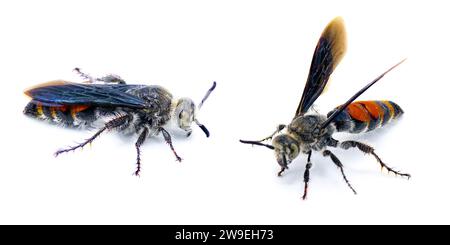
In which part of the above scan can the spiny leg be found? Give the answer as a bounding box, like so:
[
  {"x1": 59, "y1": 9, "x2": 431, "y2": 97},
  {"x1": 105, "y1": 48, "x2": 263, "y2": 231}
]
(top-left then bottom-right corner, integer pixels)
[
  {"x1": 340, "y1": 140, "x2": 410, "y2": 178},
  {"x1": 54, "y1": 114, "x2": 132, "y2": 156},
  {"x1": 160, "y1": 128, "x2": 182, "y2": 162},
  {"x1": 301, "y1": 151, "x2": 312, "y2": 200},
  {"x1": 73, "y1": 67, "x2": 126, "y2": 84},
  {"x1": 54, "y1": 127, "x2": 106, "y2": 156},
  {"x1": 134, "y1": 127, "x2": 149, "y2": 176},
  {"x1": 323, "y1": 150, "x2": 357, "y2": 195},
  {"x1": 258, "y1": 124, "x2": 286, "y2": 142},
  {"x1": 73, "y1": 67, "x2": 96, "y2": 83}
]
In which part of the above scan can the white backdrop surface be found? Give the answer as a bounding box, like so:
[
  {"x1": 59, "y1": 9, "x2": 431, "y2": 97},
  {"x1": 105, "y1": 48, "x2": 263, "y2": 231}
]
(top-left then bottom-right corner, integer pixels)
[{"x1": 0, "y1": 0, "x2": 448, "y2": 224}]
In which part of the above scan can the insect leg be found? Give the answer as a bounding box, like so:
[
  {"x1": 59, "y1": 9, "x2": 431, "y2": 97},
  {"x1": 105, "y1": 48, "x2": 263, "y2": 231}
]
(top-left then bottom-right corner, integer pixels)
[
  {"x1": 73, "y1": 67, "x2": 96, "y2": 83},
  {"x1": 160, "y1": 128, "x2": 182, "y2": 162},
  {"x1": 97, "y1": 74, "x2": 126, "y2": 84},
  {"x1": 54, "y1": 114, "x2": 132, "y2": 156},
  {"x1": 323, "y1": 150, "x2": 357, "y2": 195},
  {"x1": 258, "y1": 124, "x2": 286, "y2": 142},
  {"x1": 339, "y1": 140, "x2": 411, "y2": 178},
  {"x1": 301, "y1": 151, "x2": 313, "y2": 200},
  {"x1": 134, "y1": 127, "x2": 149, "y2": 176},
  {"x1": 73, "y1": 67, "x2": 126, "y2": 84}
]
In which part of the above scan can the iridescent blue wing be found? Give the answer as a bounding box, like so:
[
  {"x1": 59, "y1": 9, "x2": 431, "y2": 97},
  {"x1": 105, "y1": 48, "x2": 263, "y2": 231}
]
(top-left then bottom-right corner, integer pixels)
[
  {"x1": 25, "y1": 80, "x2": 146, "y2": 108},
  {"x1": 295, "y1": 17, "x2": 347, "y2": 117}
]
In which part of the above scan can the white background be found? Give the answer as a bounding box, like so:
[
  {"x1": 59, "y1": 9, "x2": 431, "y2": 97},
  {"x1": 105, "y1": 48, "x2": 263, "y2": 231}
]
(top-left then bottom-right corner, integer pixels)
[{"x1": 0, "y1": 0, "x2": 448, "y2": 224}]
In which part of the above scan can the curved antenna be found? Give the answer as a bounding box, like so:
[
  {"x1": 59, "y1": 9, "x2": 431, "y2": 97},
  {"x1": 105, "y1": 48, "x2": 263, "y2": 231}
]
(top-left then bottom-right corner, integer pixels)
[
  {"x1": 194, "y1": 119, "x2": 210, "y2": 137},
  {"x1": 194, "y1": 81, "x2": 217, "y2": 137},
  {"x1": 320, "y1": 59, "x2": 406, "y2": 129},
  {"x1": 198, "y1": 81, "x2": 217, "y2": 109}
]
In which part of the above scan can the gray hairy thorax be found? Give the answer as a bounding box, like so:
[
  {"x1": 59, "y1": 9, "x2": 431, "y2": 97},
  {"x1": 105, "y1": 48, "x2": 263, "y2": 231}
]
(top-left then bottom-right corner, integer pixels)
[
  {"x1": 122, "y1": 85, "x2": 174, "y2": 134},
  {"x1": 288, "y1": 114, "x2": 335, "y2": 153}
]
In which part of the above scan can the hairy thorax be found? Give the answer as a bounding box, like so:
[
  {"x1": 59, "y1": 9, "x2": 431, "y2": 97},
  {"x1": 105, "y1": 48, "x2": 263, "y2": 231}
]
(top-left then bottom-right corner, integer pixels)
[
  {"x1": 287, "y1": 114, "x2": 335, "y2": 152},
  {"x1": 126, "y1": 85, "x2": 174, "y2": 130}
]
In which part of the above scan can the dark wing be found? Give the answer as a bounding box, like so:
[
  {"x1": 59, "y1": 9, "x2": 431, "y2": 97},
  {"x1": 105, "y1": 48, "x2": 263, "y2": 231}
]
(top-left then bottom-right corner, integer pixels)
[
  {"x1": 294, "y1": 17, "x2": 347, "y2": 117},
  {"x1": 320, "y1": 59, "x2": 406, "y2": 129},
  {"x1": 24, "y1": 80, "x2": 146, "y2": 108}
]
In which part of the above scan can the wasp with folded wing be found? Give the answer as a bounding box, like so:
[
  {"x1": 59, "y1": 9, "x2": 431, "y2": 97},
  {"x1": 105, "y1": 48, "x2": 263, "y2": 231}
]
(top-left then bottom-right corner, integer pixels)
[
  {"x1": 24, "y1": 69, "x2": 216, "y2": 176},
  {"x1": 240, "y1": 17, "x2": 410, "y2": 199}
]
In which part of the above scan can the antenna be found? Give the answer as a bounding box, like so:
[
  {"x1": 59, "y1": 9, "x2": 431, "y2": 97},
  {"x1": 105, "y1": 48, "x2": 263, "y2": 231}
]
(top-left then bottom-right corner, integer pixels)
[
  {"x1": 239, "y1": 140, "x2": 275, "y2": 150},
  {"x1": 194, "y1": 81, "x2": 217, "y2": 137},
  {"x1": 198, "y1": 81, "x2": 217, "y2": 109}
]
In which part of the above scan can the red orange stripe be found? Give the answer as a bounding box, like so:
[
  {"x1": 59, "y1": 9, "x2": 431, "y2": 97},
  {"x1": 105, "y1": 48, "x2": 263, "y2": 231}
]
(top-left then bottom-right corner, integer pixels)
[
  {"x1": 358, "y1": 101, "x2": 384, "y2": 119},
  {"x1": 71, "y1": 105, "x2": 90, "y2": 119},
  {"x1": 346, "y1": 103, "x2": 371, "y2": 122}
]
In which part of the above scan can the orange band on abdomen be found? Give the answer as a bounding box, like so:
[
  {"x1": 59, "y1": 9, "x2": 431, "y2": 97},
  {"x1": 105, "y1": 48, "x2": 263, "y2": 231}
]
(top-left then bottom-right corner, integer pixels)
[
  {"x1": 346, "y1": 103, "x2": 371, "y2": 122},
  {"x1": 71, "y1": 105, "x2": 90, "y2": 119},
  {"x1": 358, "y1": 101, "x2": 384, "y2": 119}
]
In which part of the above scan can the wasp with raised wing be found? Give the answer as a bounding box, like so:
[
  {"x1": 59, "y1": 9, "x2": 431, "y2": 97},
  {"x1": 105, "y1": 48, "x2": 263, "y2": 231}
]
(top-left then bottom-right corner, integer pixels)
[
  {"x1": 24, "y1": 68, "x2": 216, "y2": 176},
  {"x1": 240, "y1": 17, "x2": 410, "y2": 199}
]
